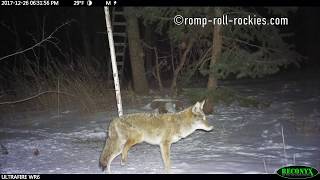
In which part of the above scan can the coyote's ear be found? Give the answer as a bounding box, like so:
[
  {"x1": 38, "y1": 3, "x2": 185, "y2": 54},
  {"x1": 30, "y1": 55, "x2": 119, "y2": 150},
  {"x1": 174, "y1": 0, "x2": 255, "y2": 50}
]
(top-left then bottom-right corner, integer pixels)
[
  {"x1": 200, "y1": 99, "x2": 206, "y2": 110},
  {"x1": 192, "y1": 102, "x2": 201, "y2": 114}
]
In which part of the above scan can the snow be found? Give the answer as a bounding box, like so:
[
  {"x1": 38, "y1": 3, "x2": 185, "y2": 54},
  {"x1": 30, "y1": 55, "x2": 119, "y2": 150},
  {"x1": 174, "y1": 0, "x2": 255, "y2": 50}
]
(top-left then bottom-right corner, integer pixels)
[{"x1": 1, "y1": 75, "x2": 320, "y2": 174}]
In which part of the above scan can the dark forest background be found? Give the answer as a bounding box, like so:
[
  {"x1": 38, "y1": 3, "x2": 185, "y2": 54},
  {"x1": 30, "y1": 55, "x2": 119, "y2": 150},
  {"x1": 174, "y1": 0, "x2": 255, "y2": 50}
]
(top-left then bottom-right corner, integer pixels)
[{"x1": 0, "y1": 7, "x2": 319, "y2": 113}]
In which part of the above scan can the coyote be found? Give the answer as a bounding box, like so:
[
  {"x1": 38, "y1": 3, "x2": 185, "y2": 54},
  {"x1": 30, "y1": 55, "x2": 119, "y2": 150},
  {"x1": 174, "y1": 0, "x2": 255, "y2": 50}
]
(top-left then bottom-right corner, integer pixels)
[{"x1": 99, "y1": 100, "x2": 213, "y2": 173}]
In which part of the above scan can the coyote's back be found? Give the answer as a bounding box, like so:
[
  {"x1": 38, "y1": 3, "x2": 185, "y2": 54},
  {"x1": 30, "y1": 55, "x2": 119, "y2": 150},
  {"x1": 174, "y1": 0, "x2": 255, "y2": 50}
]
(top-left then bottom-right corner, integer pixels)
[{"x1": 99, "y1": 100, "x2": 213, "y2": 173}]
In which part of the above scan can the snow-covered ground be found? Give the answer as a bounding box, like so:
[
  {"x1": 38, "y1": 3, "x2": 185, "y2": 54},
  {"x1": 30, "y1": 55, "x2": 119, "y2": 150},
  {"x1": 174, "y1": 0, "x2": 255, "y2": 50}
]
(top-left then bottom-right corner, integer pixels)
[{"x1": 1, "y1": 75, "x2": 319, "y2": 174}]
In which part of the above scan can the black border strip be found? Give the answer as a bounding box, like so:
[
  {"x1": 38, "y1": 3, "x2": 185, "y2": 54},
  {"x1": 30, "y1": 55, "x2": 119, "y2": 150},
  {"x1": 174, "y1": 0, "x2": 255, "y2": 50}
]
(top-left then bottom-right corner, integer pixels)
[
  {"x1": 58, "y1": 0, "x2": 320, "y2": 7},
  {"x1": 0, "y1": 174, "x2": 287, "y2": 180}
]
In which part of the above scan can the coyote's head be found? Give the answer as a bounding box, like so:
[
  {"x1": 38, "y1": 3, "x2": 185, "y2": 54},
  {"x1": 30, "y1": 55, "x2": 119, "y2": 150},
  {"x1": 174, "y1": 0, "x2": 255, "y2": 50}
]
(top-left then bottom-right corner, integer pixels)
[{"x1": 190, "y1": 100, "x2": 213, "y2": 131}]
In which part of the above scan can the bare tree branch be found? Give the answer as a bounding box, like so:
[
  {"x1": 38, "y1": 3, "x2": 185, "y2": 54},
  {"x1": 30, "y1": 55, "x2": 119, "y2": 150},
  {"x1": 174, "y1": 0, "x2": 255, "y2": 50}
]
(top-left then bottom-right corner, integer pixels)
[
  {"x1": 0, "y1": 20, "x2": 74, "y2": 62},
  {"x1": 141, "y1": 40, "x2": 164, "y2": 91},
  {"x1": 223, "y1": 35, "x2": 281, "y2": 53},
  {"x1": 0, "y1": 91, "x2": 75, "y2": 105}
]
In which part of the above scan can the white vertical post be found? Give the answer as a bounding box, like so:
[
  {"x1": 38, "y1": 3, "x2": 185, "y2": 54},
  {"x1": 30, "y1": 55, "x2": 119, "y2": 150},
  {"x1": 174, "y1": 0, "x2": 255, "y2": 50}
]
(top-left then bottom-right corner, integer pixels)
[{"x1": 104, "y1": 7, "x2": 123, "y2": 117}]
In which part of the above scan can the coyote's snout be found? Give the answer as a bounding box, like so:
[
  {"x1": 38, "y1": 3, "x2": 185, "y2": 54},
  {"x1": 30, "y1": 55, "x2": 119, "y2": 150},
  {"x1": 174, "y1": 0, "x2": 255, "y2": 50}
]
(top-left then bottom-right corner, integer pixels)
[{"x1": 99, "y1": 100, "x2": 213, "y2": 173}]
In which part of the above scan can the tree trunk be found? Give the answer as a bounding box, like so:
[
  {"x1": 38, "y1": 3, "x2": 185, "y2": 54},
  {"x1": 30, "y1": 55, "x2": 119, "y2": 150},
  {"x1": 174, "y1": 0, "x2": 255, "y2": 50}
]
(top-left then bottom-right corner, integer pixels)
[
  {"x1": 144, "y1": 25, "x2": 163, "y2": 91},
  {"x1": 204, "y1": 7, "x2": 223, "y2": 114},
  {"x1": 104, "y1": 7, "x2": 123, "y2": 117},
  {"x1": 124, "y1": 7, "x2": 149, "y2": 94},
  {"x1": 144, "y1": 25, "x2": 154, "y2": 77},
  {"x1": 154, "y1": 47, "x2": 164, "y2": 91},
  {"x1": 170, "y1": 38, "x2": 194, "y2": 96},
  {"x1": 80, "y1": 8, "x2": 92, "y2": 59}
]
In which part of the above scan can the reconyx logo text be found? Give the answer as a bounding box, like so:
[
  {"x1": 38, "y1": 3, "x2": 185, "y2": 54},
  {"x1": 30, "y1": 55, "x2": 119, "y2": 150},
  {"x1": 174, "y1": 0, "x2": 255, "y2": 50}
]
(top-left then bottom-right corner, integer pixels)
[{"x1": 277, "y1": 165, "x2": 318, "y2": 179}]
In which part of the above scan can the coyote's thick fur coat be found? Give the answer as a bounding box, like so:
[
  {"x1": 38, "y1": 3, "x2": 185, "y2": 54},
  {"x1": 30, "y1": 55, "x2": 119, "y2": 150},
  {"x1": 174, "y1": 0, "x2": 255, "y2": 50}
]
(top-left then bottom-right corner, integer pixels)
[{"x1": 99, "y1": 100, "x2": 213, "y2": 173}]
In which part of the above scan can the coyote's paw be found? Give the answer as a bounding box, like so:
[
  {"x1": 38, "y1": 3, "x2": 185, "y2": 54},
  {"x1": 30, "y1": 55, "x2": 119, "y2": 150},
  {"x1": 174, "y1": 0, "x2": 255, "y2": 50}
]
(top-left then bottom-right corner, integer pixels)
[{"x1": 120, "y1": 159, "x2": 127, "y2": 166}]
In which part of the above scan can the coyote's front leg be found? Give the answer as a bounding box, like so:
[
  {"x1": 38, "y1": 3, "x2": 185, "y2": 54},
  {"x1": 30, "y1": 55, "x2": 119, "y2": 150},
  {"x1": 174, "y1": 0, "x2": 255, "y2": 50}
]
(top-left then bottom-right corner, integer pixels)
[
  {"x1": 121, "y1": 136, "x2": 142, "y2": 165},
  {"x1": 160, "y1": 141, "x2": 172, "y2": 174}
]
